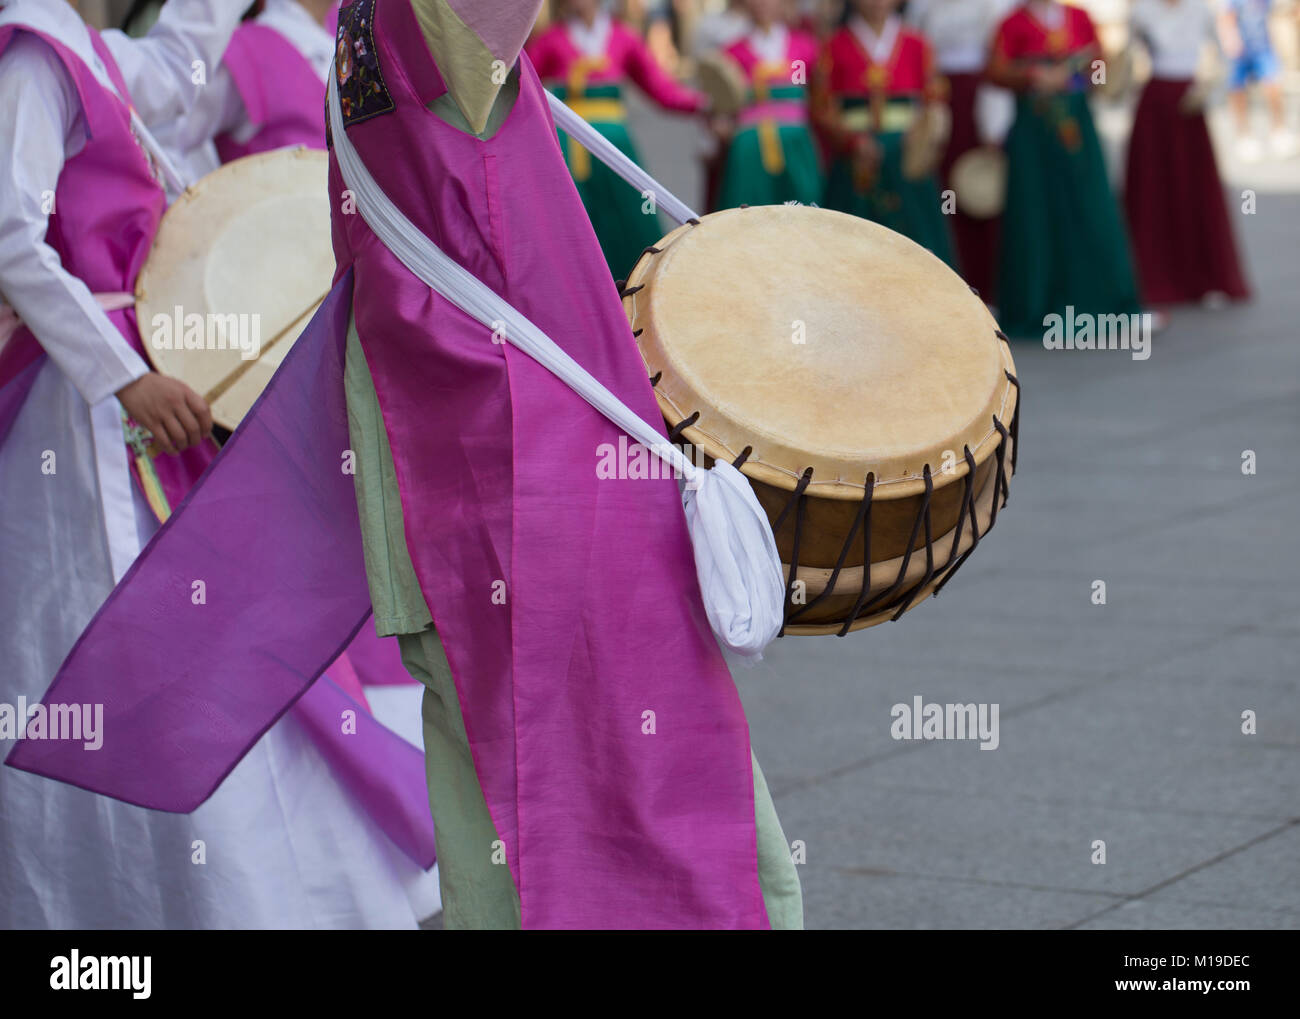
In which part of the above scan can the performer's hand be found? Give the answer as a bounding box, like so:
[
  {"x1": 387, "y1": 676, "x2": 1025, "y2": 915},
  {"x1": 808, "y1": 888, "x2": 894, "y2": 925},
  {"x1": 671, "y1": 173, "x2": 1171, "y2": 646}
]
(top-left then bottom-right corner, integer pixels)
[
  {"x1": 709, "y1": 113, "x2": 736, "y2": 141},
  {"x1": 1178, "y1": 84, "x2": 1206, "y2": 116},
  {"x1": 850, "y1": 134, "x2": 881, "y2": 191},
  {"x1": 851, "y1": 134, "x2": 880, "y2": 159},
  {"x1": 116, "y1": 373, "x2": 213, "y2": 456}
]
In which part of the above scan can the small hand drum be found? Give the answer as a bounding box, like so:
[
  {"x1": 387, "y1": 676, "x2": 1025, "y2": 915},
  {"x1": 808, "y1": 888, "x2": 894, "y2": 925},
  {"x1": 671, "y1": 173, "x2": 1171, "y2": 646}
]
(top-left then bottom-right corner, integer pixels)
[
  {"x1": 951, "y1": 145, "x2": 1008, "y2": 219},
  {"x1": 695, "y1": 51, "x2": 748, "y2": 119},
  {"x1": 622, "y1": 206, "x2": 1019, "y2": 635},
  {"x1": 135, "y1": 147, "x2": 334, "y2": 431}
]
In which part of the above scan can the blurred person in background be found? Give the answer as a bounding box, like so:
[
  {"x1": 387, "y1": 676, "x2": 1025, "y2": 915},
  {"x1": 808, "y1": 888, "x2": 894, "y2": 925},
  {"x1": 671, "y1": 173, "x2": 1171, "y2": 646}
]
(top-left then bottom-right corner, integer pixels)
[
  {"x1": 529, "y1": 0, "x2": 709, "y2": 278},
  {"x1": 689, "y1": 0, "x2": 748, "y2": 55},
  {"x1": 906, "y1": 0, "x2": 1016, "y2": 301},
  {"x1": 121, "y1": 0, "x2": 168, "y2": 34},
  {"x1": 713, "y1": 0, "x2": 822, "y2": 208},
  {"x1": 792, "y1": 0, "x2": 838, "y2": 41},
  {"x1": 641, "y1": 0, "x2": 687, "y2": 72},
  {"x1": 986, "y1": 0, "x2": 1143, "y2": 337},
  {"x1": 1219, "y1": 0, "x2": 1297, "y2": 159},
  {"x1": 1126, "y1": 0, "x2": 1251, "y2": 306},
  {"x1": 813, "y1": 0, "x2": 956, "y2": 267}
]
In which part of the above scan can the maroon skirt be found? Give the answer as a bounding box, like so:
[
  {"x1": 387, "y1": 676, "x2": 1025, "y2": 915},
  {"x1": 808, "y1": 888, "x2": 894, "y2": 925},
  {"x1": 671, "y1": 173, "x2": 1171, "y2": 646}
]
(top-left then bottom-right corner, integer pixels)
[
  {"x1": 1124, "y1": 78, "x2": 1250, "y2": 304},
  {"x1": 941, "y1": 71, "x2": 1000, "y2": 303}
]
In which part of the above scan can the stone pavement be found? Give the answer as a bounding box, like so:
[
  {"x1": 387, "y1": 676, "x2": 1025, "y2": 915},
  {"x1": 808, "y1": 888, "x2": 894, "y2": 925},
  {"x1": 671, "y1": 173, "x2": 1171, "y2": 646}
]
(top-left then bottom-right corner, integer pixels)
[
  {"x1": 743, "y1": 149, "x2": 1299, "y2": 933},
  {"x1": 626, "y1": 92, "x2": 1300, "y2": 930}
]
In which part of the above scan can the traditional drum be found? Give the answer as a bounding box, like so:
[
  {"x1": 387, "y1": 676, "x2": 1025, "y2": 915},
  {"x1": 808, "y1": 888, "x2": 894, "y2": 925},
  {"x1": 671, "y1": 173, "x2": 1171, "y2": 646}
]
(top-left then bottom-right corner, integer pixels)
[
  {"x1": 1097, "y1": 44, "x2": 1134, "y2": 101},
  {"x1": 695, "y1": 50, "x2": 748, "y2": 119},
  {"x1": 622, "y1": 206, "x2": 1019, "y2": 635},
  {"x1": 950, "y1": 145, "x2": 1008, "y2": 219},
  {"x1": 135, "y1": 146, "x2": 333, "y2": 431}
]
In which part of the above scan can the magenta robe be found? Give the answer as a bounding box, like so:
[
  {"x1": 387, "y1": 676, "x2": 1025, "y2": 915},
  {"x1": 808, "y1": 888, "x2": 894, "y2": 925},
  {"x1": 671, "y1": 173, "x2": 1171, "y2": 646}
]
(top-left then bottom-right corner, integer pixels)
[{"x1": 331, "y1": 0, "x2": 765, "y2": 929}]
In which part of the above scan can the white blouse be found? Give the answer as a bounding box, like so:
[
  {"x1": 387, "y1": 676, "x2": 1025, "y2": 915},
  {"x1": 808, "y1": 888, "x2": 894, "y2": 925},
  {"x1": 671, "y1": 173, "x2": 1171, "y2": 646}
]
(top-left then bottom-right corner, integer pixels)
[
  {"x1": 747, "y1": 23, "x2": 789, "y2": 66},
  {"x1": 848, "y1": 14, "x2": 901, "y2": 66},
  {"x1": 1131, "y1": 0, "x2": 1219, "y2": 80},
  {"x1": 906, "y1": 0, "x2": 1018, "y2": 74},
  {"x1": 567, "y1": 11, "x2": 613, "y2": 59}
]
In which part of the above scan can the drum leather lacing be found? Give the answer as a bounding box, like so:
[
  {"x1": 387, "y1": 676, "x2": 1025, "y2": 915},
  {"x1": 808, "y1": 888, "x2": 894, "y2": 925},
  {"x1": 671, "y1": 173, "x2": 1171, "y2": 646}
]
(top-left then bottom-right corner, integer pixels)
[{"x1": 637, "y1": 319, "x2": 1020, "y2": 636}]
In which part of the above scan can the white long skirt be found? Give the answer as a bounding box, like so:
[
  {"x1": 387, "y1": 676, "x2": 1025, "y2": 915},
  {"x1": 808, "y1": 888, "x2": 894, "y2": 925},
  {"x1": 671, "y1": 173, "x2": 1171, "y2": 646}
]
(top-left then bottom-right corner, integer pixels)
[{"x1": 0, "y1": 359, "x2": 439, "y2": 929}]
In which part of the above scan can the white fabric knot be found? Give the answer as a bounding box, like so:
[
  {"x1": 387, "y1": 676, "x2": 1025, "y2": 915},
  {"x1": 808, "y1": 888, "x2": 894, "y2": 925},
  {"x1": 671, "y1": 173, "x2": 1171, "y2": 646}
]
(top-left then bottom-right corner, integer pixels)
[{"x1": 683, "y1": 461, "x2": 785, "y2": 661}]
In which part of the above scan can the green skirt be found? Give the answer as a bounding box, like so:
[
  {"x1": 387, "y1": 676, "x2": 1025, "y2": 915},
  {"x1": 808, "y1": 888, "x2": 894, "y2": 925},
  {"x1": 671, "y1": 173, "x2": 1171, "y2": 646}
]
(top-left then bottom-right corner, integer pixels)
[
  {"x1": 716, "y1": 122, "x2": 824, "y2": 209},
  {"x1": 823, "y1": 130, "x2": 955, "y2": 269},
  {"x1": 998, "y1": 91, "x2": 1141, "y2": 338},
  {"x1": 558, "y1": 119, "x2": 666, "y2": 280}
]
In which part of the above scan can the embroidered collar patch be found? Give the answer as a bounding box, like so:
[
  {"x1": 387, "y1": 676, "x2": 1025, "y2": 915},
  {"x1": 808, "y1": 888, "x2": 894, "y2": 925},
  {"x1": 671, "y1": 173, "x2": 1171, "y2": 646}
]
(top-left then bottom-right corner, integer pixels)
[{"x1": 335, "y1": 0, "x2": 394, "y2": 128}]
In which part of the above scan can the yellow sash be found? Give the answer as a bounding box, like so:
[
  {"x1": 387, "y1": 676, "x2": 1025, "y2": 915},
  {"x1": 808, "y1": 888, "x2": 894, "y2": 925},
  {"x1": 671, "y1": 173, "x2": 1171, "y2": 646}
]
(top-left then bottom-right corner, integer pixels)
[
  {"x1": 841, "y1": 103, "x2": 915, "y2": 135},
  {"x1": 565, "y1": 56, "x2": 618, "y2": 181},
  {"x1": 752, "y1": 62, "x2": 790, "y2": 176}
]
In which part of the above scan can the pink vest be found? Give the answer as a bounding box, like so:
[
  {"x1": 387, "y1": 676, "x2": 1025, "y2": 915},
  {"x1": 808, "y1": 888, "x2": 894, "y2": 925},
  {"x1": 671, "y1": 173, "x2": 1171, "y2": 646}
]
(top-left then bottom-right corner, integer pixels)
[
  {"x1": 724, "y1": 30, "x2": 819, "y2": 125},
  {"x1": 215, "y1": 21, "x2": 329, "y2": 162},
  {"x1": 330, "y1": 0, "x2": 766, "y2": 929},
  {"x1": 526, "y1": 18, "x2": 703, "y2": 111},
  {"x1": 0, "y1": 24, "x2": 213, "y2": 503},
  {"x1": 724, "y1": 29, "x2": 820, "y2": 82}
]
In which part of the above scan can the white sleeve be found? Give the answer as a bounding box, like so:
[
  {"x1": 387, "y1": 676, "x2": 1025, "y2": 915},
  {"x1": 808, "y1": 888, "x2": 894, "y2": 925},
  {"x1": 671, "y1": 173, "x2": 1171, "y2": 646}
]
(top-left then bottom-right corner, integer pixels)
[
  {"x1": 100, "y1": 0, "x2": 249, "y2": 128},
  {"x1": 158, "y1": 62, "x2": 246, "y2": 156},
  {"x1": 0, "y1": 35, "x2": 150, "y2": 406}
]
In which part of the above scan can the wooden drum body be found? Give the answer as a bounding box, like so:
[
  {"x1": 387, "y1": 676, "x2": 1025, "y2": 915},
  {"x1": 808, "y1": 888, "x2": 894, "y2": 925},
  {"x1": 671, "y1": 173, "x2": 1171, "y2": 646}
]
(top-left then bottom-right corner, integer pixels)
[{"x1": 621, "y1": 206, "x2": 1019, "y2": 635}]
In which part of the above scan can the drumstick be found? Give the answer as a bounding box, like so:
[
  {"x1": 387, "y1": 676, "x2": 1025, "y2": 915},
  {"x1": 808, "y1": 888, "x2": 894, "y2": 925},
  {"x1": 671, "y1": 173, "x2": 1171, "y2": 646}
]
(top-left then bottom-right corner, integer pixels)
[{"x1": 200, "y1": 291, "x2": 330, "y2": 407}]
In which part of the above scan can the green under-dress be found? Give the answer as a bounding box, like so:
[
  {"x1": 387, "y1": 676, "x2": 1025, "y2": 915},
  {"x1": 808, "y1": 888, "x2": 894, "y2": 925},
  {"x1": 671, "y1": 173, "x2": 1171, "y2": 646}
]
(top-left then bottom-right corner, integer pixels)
[
  {"x1": 997, "y1": 90, "x2": 1142, "y2": 338},
  {"x1": 343, "y1": 321, "x2": 803, "y2": 930},
  {"x1": 822, "y1": 97, "x2": 955, "y2": 268},
  {"x1": 551, "y1": 83, "x2": 666, "y2": 280},
  {"x1": 715, "y1": 85, "x2": 823, "y2": 209}
]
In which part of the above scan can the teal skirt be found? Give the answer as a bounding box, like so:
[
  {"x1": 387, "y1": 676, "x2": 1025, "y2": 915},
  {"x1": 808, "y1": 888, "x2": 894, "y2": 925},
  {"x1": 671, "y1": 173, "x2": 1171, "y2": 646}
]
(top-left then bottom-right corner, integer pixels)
[
  {"x1": 998, "y1": 91, "x2": 1141, "y2": 338},
  {"x1": 557, "y1": 119, "x2": 665, "y2": 280},
  {"x1": 716, "y1": 122, "x2": 823, "y2": 209},
  {"x1": 823, "y1": 130, "x2": 956, "y2": 268}
]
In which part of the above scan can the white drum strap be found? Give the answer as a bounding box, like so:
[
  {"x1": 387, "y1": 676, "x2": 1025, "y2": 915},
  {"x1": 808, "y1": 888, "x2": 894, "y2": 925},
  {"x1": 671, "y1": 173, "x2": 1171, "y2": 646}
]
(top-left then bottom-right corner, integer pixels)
[
  {"x1": 545, "y1": 91, "x2": 699, "y2": 226},
  {"x1": 327, "y1": 74, "x2": 782, "y2": 660}
]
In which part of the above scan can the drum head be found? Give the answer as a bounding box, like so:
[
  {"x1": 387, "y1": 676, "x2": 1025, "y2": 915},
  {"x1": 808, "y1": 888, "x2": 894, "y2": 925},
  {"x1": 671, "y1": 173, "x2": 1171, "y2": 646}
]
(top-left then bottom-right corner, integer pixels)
[
  {"x1": 695, "y1": 51, "x2": 747, "y2": 119},
  {"x1": 136, "y1": 147, "x2": 333, "y2": 431},
  {"x1": 951, "y1": 146, "x2": 1007, "y2": 219},
  {"x1": 625, "y1": 206, "x2": 1015, "y2": 503}
]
